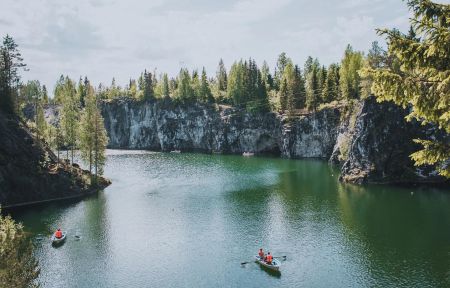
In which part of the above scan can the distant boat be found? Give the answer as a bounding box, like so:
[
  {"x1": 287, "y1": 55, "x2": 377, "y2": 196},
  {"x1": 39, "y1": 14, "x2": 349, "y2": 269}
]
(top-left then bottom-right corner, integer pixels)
[
  {"x1": 170, "y1": 150, "x2": 181, "y2": 153},
  {"x1": 243, "y1": 152, "x2": 255, "y2": 157}
]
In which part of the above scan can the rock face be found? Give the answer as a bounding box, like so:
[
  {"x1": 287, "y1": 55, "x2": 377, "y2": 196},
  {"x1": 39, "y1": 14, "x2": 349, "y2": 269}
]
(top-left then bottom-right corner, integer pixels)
[
  {"x1": 101, "y1": 98, "x2": 342, "y2": 159},
  {"x1": 339, "y1": 97, "x2": 447, "y2": 184},
  {"x1": 27, "y1": 97, "x2": 448, "y2": 185},
  {"x1": 0, "y1": 111, "x2": 110, "y2": 207}
]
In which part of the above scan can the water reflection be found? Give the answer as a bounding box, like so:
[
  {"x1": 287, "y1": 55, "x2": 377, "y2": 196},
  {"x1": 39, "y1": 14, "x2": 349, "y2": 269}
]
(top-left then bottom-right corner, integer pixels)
[{"x1": 10, "y1": 151, "x2": 450, "y2": 288}]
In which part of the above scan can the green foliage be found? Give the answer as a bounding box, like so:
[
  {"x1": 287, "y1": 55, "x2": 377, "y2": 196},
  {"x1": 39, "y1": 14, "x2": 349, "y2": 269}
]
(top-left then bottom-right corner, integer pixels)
[
  {"x1": 176, "y1": 68, "x2": 194, "y2": 101},
  {"x1": 279, "y1": 63, "x2": 306, "y2": 114},
  {"x1": 362, "y1": 0, "x2": 450, "y2": 177},
  {"x1": 274, "y1": 52, "x2": 292, "y2": 89},
  {"x1": 59, "y1": 76, "x2": 79, "y2": 163},
  {"x1": 35, "y1": 100, "x2": 47, "y2": 141},
  {"x1": 216, "y1": 59, "x2": 227, "y2": 92},
  {"x1": 79, "y1": 85, "x2": 108, "y2": 179},
  {"x1": 339, "y1": 45, "x2": 364, "y2": 99},
  {"x1": 306, "y1": 63, "x2": 320, "y2": 111},
  {"x1": 0, "y1": 35, "x2": 26, "y2": 114},
  {"x1": 142, "y1": 70, "x2": 154, "y2": 101},
  {"x1": 227, "y1": 59, "x2": 269, "y2": 112},
  {"x1": 0, "y1": 210, "x2": 40, "y2": 287},
  {"x1": 199, "y1": 68, "x2": 213, "y2": 103},
  {"x1": 322, "y1": 64, "x2": 340, "y2": 102},
  {"x1": 154, "y1": 73, "x2": 171, "y2": 99}
]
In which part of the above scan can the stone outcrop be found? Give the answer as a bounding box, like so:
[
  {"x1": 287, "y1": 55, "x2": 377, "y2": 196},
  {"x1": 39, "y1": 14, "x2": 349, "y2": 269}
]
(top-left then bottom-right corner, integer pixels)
[
  {"x1": 101, "y1": 97, "x2": 447, "y2": 185},
  {"x1": 101, "y1": 98, "x2": 341, "y2": 159},
  {"x1": 26, "y1": 97, "x2": 448, "y2": 185},
  {"x1": 339, "y1": 97, "x2": 447, "y2": 184},
  {"x1": 0, "y1": 111, "x2": 110, "y2": 208}
]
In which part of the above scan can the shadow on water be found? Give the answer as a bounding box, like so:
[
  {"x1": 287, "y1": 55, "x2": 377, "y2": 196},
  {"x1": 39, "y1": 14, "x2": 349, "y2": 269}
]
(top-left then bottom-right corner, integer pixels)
[{"x1": 258, "y1": 265, "x2": 281, "y2": 278}]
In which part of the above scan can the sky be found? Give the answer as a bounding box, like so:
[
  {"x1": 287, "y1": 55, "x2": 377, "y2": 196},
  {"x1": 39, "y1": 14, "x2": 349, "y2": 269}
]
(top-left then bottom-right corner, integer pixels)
[{"x1": 1, "y1": 0, "x2": 447, "y2": 94}]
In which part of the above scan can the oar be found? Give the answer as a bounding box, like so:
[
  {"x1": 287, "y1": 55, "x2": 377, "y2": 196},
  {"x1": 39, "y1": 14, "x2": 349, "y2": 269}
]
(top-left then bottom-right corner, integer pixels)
[
  {"x1": 241, "y1": 260, "x2": 253, "y2": 265},
  {"x1": 273, "y1": 255, "x2": 287, "y2": 260}
]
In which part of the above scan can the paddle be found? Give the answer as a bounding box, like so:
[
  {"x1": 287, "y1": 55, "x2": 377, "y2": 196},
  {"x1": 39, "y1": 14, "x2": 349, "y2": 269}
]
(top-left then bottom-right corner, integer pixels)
[
  {"x1": 273, "y1": 256, "x2": 287, "y2": 260},
  {"x1": 241, "y1": 255, "x2": 286, "y2": 265}
]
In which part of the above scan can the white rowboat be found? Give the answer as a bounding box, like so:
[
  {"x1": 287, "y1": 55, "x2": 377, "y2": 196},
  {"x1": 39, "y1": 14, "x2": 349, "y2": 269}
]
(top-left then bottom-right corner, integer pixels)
[
  {"x1": 51, "y1": 231, "x2": 67, "y2": 245},
  {"x1": 255, "y1": 256, "x2": 281, "y2": 271}
]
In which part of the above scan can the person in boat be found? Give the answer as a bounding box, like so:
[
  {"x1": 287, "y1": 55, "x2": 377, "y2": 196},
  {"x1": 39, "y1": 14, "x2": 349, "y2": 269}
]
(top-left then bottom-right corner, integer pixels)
[
  {"x1": 258, "y1": 248, "x2": 265, "y2": 259},
  {"x1": 54, "y1": 228, "x2": 62, "y2": 239},
  {"x1": 265, "y1": 252, "x2": 273, "y2": 265}
]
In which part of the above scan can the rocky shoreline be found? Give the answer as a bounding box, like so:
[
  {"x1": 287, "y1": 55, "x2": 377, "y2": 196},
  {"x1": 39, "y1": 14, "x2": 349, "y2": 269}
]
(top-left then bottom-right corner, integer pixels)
[
  {"x1": 0, "y1": 111, "x2": 110, "y2": 208},
  {"x1": 100, "y1": 96, "x2": 447, "y2": 185},
  {"x1": 24, "y1": 96, "x2": 448, "y2": 185}
]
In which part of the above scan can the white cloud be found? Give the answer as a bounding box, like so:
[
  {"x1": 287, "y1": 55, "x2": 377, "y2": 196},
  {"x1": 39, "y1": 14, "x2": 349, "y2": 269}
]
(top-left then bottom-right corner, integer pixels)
[{"x1": 0, "y1": 0, "x2": 423, "y2": 94}]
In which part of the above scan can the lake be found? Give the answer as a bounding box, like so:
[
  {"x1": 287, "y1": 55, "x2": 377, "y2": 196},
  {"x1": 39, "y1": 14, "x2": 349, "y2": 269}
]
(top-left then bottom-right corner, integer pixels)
[{"x1": 13, "y1": 150, "x2": 450, "y2": 287}]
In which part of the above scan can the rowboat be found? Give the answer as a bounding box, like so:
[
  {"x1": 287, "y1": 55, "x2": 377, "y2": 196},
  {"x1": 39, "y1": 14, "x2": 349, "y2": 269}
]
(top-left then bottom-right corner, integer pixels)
[
  {"x1": 243, "y1": 152, "x2": 255, "y2": 157},
  {"x1": 51, "y1": 231, "x2": 67, "y2": 245},
  {"x1": 255, "y1": 256, "x2": 281, "y2": 271}
]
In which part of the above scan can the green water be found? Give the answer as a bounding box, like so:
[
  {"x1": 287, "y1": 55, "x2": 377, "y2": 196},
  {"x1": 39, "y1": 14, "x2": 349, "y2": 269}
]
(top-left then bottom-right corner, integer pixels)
[{"x1": 12, "y1": 150, "x2": 450, "y2": 287}]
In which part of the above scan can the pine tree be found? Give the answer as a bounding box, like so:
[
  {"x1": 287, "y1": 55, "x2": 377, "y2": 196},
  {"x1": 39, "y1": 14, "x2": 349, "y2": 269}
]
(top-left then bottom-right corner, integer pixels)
[
  {"x1": 279, "y1": 78, "x2": 289, "y2": 113},
  {"x1": 53, "y1": 75, "x2": 65, "y2": 104},
  {"x1": 275, "y1": 52, "x2": 292, "y2": 89},
  {"x1": 306, "y1": 65, "x2": 320, "y2": 111},
  {"x1": 142, "y1": 70, "x2": 154, "y2": 100},
  {"x1": 292, "y1": 65, "x2": 306, "y2": 109},
  {"x1": 318, "y1": 66, "x2": 327, "y2": 94},
  {"x1": 162, "y1": 73, "x2": 170, "y2": 98},
  {"x1": 77, "y1": 77, "x2": 86, "y2": 108},
  {"x1": 79, "y1": 85, "x2": 108, "y2": 182},
  {"x1": 362, "y1": 0, "x2": 450, "y2": 177},
  {"x1": 60, "y1": 77, "x2": 79, "y2": 164},
  {"x1": 42, "y1": 85, "x2": 49, "y2": 104},
  {"x1": 261, "y1": 60, "x2": 274, "y2": 91},
  {"x1": 322, "y1": 64, "x2": 339, "y2": 102},
  {"x1": 340, "y1": 45, "x2": 363, "y2": 99},
  {"x1": 79, "y1": 86, "x2": 95, "y2": 174},
  {"x1": 199, "y1": 67, "x2": 213, "y2": 103},
  {"x1": 35, "y1": 98, "x2": 46, "y2": 141},
  {"x1": 216, "y1": 59, "x2": 227, "y2": 91},
  {"x1": 0, "y1": 209, "x2": 40, "y2": 287},
  {"x1": 0, "y1": 35, "x2": 26, "y2": 114},
  {"x1": 227, "y1": 61, "x2": 244, "y2": 105},
  {"x1": 176, "y1": 68, "x2": 194, "y2": 101},
  {"x1": 191, "y1": 70, "x2": 201, "y2": 100}
]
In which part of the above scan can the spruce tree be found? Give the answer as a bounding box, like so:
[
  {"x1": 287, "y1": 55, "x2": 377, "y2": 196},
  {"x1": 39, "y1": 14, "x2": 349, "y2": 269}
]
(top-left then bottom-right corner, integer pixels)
[
  {"x1": 143, "y1": 70, "x2": 154, "y2": 100},
  {"x1": 216, "y1": 59, "x2": 227, "y2": 92},
  {"x1": 162, "y1": 73, "x2": 170, "y2": 98},
  {"x1": 35, "y1": 98, "x2": 46, "y2": 141},
  {"x1": 322, "y1": 64, "x2": 339, "y2": 103},
  {"x1": 227, "y1": 61, "x2": 244, "y2": 105},
  {"x1": 362, "y1": 0, "x2": 450, "y2": 177},
  {"x1": 79, "y1": 85, "x2": 108, "y2": 182},
  {"x1": 176, "y1": 68, "x2": 194, "y2": 101},
  {"x1": 339, "y1": 45, "x2": 363, "y2": 99},
  {"x1": 306, "y1": 65, "x2": 320, "y2": 111},
  {"x1": 200, "y1": 68, "x2": 213, "y2": 103},
  {"x1": 292, "y1": 65, "x2": 306, "y2": 109},
  {"x1": 0, "y1": 35, "x2": 26, "y2": 114},
  {"x1": 60, "y1": 77, "x2": 79, "y2": 164},
  {"x1": 275, "y1": 52, "x2": 292, "y2": 89},
  {"x1": 42, "y1": 85, "x2": 49, "y2": 104}
]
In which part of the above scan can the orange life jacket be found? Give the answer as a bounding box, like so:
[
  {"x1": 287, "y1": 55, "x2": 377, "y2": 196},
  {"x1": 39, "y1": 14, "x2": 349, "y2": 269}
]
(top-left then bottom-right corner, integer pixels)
[
  {"x1": 55, "y1": 230, "x2": 62, "y2": 238},
  {"x1": 266, "y1": 255, "x2": 273, "y2": 263},
  {"x1": 259, "y1": 251, "x2": 264, "y2": 258}
]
